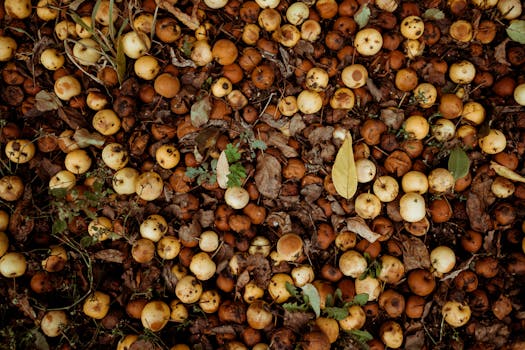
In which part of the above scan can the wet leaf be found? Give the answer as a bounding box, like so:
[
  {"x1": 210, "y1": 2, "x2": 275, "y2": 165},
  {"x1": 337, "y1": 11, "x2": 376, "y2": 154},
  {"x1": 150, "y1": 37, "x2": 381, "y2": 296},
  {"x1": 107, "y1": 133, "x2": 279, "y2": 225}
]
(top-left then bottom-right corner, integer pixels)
[
  {"x1": 332, "y1": 131, "x2": 358, "y2": 199},
  {"x1": 448, "y1": 147, "x2": 470, "y2": 180},
  {"x1": 34, "y1": 90, "x2": 62, "y2": 111},
  {"x1": 423, "y1": 8, "x2": 445, "y2": 21},
  {"x1": 191, "y1": 96, "x2": 212, "y2": 128},
  {"x1": 506, "y1": 20, "x2": 525, "y2": 44},
  {"x1": 254, "y1": 154, "x2": 281, "y2": 199},
  {"x1": 216, "y1": 150, "x2": 230, "y2": 189},
  {"x1": 354, "y1": 4, "x2": 370, "y2": 29},
  {"x1": 346, "y1": 217, "x2": 381, "y2": 243},
  {"x1": 490, "y1": 161, "x2": 525, "y2": 183},
  {"x1": 301, "y1": 283, "x2": 321, "y2": 318}
]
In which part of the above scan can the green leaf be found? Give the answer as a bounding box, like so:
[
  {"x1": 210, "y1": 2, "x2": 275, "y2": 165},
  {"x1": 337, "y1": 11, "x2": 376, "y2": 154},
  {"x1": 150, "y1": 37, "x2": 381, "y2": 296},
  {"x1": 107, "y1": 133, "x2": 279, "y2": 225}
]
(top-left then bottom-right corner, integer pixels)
[
  {"x1": 185, "y1": 166, "x2": 205, "y2": 179},
  {"x1": 348, "y1": 329, "x2": 374, "y2": 343},
  {"x1": 325, "y1": 293, "x2": 334, "y2": 308},
  {"x1": 50, "y1": 188, "x2": 68, "y2": 199},
  {"x1": 80, "y1": 235, "x2": 97, "y2": 248},
  {"x1": 251, "y1": 139, "x2": 267, "y2": 151},
  {"x1": 448, "y1": 147, "x2": 470, "y2": 180},
  {"x1": 423, "y1": 8, "x2": 445, "y2": 21},
  {"x1": 227, "y1": 163, "x2": 247, "y2": 188},
  {"x1": 283, "y1": 302, "x2": 309, "y2": 312},
  {"x1": 52, "y1": 219, "x2": 68, "y2": 235},
  {"x1": 323, "y1": 306, "x2": 349, "y2": 320},
  {"x1": 225, "y1": 143, "x2": 241, "y2": 163},
  {"x1": 507, "y1": 20, "x2": 525, "y2": 44},
  {"x1": 285, "y1": 281, "x2": 300, "y2": 298},
  {"x1": 354, "y1": 4, "x2": 370, "y2": 29},
  {"x1": 334, "y1": 288, "x2": 343, "y2": 302},
  {"x1": 301, "y1": 283, "x2": 321, "y2": 318},
  {"x1": 352, "y1": 293, "x2": 369, "y2": 306}
]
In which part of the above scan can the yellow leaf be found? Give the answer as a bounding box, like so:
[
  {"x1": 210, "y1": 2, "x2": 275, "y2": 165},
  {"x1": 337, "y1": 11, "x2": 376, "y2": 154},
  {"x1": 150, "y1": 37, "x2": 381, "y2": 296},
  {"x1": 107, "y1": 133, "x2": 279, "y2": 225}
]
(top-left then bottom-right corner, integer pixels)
[
  {"x1": 332, "y1": 131, "x2": 358, "y2": 199},
  {"x1": 216, "y1": 150, "x2": 230, "y2": 189},
  {"x1": 490, "y1": 161, "x2": 525, "y2": 183}
]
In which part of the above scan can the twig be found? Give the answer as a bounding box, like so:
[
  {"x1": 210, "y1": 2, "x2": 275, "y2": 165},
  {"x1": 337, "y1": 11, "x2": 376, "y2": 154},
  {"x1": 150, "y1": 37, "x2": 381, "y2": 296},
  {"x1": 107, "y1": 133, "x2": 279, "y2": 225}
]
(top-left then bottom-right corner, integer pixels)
[{"x1": 155, "y1": 0, "x2": 200, "y2": 30}]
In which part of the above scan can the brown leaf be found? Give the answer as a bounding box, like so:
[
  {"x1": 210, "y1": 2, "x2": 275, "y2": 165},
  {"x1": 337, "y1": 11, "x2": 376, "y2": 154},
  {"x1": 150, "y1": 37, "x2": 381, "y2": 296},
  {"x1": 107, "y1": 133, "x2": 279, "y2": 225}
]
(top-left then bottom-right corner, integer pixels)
[
  {"x1": 400, "y1": 234, "x2": 431, "y2": 270},
  {"x1": 255, "y1": 154, "x2": 282, "y2": 199},
  {"x1": 235, "y1": 270, "x2": 251, "y2": 292},
  {"x1": 307, "y1": 126, "x2": 334, "y2": 146},
  {"x1": 35, "y1": 90, "x2": 62, "y2": 112},
  {"x1": 405, "y1": 329, "x2": 426, "y2": 350},
  {"x1": 266, "y1": 131, "x2": 299, "y2": 158},
  {"x1": 94, "y1": 249, "x2": 125, "y2": 263},
  {"x1": 494, "y1": 39, "x2": 511, "y2": 66},
  {"x1": 283, "y1": 310, "x2": 315, "y2": 333},
  {"x1": 57, "y1": 107, "x2": 88, "y2": 129},
  {"x1": 178, "y1": 217, "x2": 201, "y2": 246},
  {"x1": 466, "y1": 193, "x2": 493, "y2": 232},
  {"x1": 300, "y1": 184, "x2": 323, "y2": 204},
  {"x1": 8, "y1": 288, "x2": 36, "y2": 320}
]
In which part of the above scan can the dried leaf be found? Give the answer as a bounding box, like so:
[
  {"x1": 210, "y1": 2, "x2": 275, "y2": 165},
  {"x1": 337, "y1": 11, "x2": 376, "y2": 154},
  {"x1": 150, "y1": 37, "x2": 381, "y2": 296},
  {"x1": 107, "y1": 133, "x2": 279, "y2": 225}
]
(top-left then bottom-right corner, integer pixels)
[
  {"x1": 346, "y1": 217, "x2": 381, "y2": 243},
  {"x1": 94, "y1": 249, "x2": 125, "y2": 263},
  {"x1": 332, "y1": 131, "x2": 358, "y2": 199},
  {"x1": 494, "y1": 39, "x2": 511, "y2": 66},
  {"x1": 267, "y1": 132, "x2": 299, "y2": 158},
  {"x1": 191, "y1": 97, "x2": 212, "y2": 128},
  {"x1": 30, "y1": 329, "x2": 50, "y2": 350},
  {"x1": 73, "y1": 128, "x2": 106, "y2": 148},
  {"x1": 466, "y1": 193, "x2": 493, "y2": 232},
  {"x1": 400, "y1": 235, "x2": 431, "y2": 270},
  {"x1": 422, "y1": 8, "x2": 445, "y2": 21},
  {"x1": 155, "y1": 0, "x2": 200, "y2": 30},
  {"x1": 448, "y1": 147, "x2": 470, "y2": 180},
  {"x1": 506, "y1": 20, "x2": 525, "y2": 44},
  {"x1": 116, "y1": 34, "x2": 127, "y2": 84},
  {"x1": 354, "y1": 4, "x2": 371, "y2": 29},
  {"x1": 35, "y1": 90, "x2": 62, "y2": 111},
  {"x1": 254, "y1": 154, "x2": 282, "y2": 199},
  {"x1": 216, "y1": 150, "x2": 230, "y2": 189},
  {"x1": 490, "y1": 161, "x2": 525, "y2": 183}
]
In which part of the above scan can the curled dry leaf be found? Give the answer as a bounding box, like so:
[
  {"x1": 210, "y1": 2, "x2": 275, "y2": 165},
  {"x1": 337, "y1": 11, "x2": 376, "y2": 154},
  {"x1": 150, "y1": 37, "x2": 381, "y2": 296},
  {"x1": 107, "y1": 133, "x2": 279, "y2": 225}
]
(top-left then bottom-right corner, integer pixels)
[
  {"x1": 255, "y1": 154, "x2": 282, "y2": 199},
  {"x1": 216, "y1": 150, "x2": 230, "y2": 189},
  {"x1": 73, "y1": 128, "x2": 106, "y2": 148},
  {"x1": 332, "y1": 131, "x2": 358, "y2": 199},
  {"x1": 346, "y1": 216, "x2": 381, "y2": 243},
  {"x1": 490, "y1": 161, "x2": 525, "y2": 183}
]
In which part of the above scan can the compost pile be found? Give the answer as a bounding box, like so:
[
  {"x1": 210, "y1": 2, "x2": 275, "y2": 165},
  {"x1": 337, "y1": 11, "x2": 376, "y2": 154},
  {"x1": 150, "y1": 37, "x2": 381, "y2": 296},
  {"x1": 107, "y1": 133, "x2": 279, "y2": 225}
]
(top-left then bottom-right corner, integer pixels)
[{"x1": 0, "y1": 0, "x2": 524, "y2": 349}]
